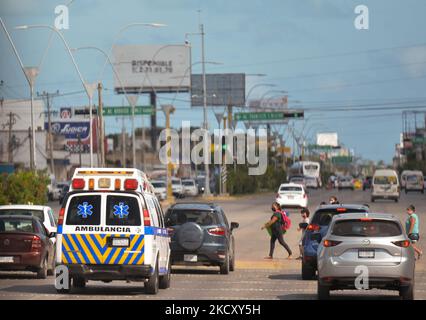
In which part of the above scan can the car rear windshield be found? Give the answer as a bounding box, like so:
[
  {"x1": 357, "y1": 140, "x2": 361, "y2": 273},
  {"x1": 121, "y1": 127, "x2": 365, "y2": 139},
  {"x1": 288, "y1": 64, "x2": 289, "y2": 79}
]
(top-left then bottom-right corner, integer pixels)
[
  {"x1": 311, "y1": 208, "x2": 367, "y2": 226},
  {"x1": 152, "y1": 182, "x2": 165, "y2": 188},
  {"x1": 106, "y1": 195, "x2": 141, "y2": 226},
  {"x1": 165, "y1": 210, "x2": 219, "y2": 227},
  {"x1": 182, "y1": 181, "x2": 194, "y2": 186},
  {"x1": 407, "y1": 175, "x2": 421, "y2": 183},
  {"x1": 172, "y1": 180, "x2": 180, "y2": 185},
  {"x1": 280, "y1": 186, "x2": 302, "y2": 192},
  {"x1": 374, "y1": 176, "x2": 397, "y2": 184},
  {"x1": 65, "y1": 195, "x2": 101, "y2": 225},
  {"x1": 331, "y1": 219, "x2": 402, "y2": 237},
  {"x1": 0, "y1": 209, "x2": 44, "y2": 222},
  {"x1": 0, "y1": 218, "x2": 34, "y2": 233}
]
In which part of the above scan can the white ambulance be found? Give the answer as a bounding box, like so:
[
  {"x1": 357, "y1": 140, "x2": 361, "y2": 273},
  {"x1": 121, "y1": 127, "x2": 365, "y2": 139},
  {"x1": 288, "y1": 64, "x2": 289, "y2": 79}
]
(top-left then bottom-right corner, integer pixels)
[{"x1": 55, "y1": 168, "x2": 170, "y2": 294}]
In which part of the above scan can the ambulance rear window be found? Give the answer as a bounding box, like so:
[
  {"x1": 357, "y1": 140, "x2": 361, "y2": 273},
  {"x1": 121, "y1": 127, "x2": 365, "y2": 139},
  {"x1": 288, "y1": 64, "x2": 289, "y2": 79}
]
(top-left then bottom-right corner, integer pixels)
[
  {"x1": 106, "y1": 195, "x2": 141, "y2": 226},
  {"x1": 65, "y1": 195, "x2": 101, "y2": 225}
]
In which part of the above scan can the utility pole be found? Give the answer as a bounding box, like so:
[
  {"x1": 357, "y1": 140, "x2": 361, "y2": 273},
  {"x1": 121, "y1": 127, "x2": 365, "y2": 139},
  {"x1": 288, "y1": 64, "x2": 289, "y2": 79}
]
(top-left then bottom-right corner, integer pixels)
[
  {"x1": 77, "y1": 133, "x2": 82, "y2": 167},
  {"x1": 162, "y1": 104, "x2": 176, "y2": 202},
  {"x1": 37, "y1": 90, "x2": 60, "y2": 175},
  {"x1": 97, "y1": 82, "x2": 105, "y2": 167},
  {"x1": 200, "y1": 22, "x2": 211, "y2": 196},
  {"x1": 222, "y1": 116, "x2": 227, "y2": 195},
  {"x1": 6, "y1": 112, "x2": 17, "y2": 163},
  {"x1": 122, "y1": 117, "x2": 126, "y2": 167}
]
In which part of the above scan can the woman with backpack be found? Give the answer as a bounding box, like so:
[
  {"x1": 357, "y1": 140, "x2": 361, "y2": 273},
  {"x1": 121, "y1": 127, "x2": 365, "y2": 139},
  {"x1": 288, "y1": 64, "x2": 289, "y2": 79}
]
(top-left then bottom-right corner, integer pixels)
[{"x1": 261, "y1": 202, "x2": 293, "y2": 260}]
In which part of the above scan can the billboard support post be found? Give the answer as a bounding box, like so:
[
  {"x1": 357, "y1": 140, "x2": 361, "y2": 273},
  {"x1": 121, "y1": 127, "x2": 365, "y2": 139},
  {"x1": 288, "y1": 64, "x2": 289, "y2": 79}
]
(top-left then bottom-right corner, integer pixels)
[{"x1": 150, "y1": 92, "x2": 157, "y2": 152}]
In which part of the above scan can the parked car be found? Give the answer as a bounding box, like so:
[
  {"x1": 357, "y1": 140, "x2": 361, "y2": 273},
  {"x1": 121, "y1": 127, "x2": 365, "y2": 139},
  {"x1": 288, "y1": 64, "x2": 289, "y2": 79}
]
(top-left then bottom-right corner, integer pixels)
[
  {"x1": 59, "y1": 184, "x2": 70, "y2": 205},
  {"x1": 289, "y1": 176, "x2": 306, "y2": 187},
  {"x1": 0, "y1": 215, "x2": 56, "y2": 278},
  {"x1": 182, "y1": 179, "x2": 199, "y2": 197},
  {"x1": 171, "y1": 178, "x2": 185, "y2": 198},
  {"x1": 405, "y1": 171, "x2": 424, "y2": 194},
  {"x1": 305, "y1": 177, "x2": 320, "y2": 189},
  {"x1": 301, "y1": 204, "x2": 370, "y2": 280},
  {"x1": 371, "y1": 169, "x2": 400, "y2": 202},
  {"x1": 400, "y1": 170, "x2": 412, "y2": 190},
  {"x1": 151, "y1": 180, "x2": 167, "y2": 200},
  {"x1": 0, "y1": 205, "x2": 57, "y2": 243},
  {"x1": 276, "y1": 183, "x2": 308, "y2": 209},
  {"x1": 337, "y1": 176, "x2": 354, "y2": 190},
  {"x1": 363, "y1": 176, "x2": 372, "y2": 190},
  {"x1": 165, "y1": 202, "x2": 239, "y2": 274},
  {"x1": 317, "y1": 212, "x2": 415, "y2": 300}
]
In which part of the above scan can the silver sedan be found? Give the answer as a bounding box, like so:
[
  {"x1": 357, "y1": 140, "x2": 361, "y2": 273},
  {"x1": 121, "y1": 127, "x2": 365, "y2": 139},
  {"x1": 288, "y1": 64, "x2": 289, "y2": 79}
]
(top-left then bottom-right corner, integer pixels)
[{"x1": 317, "y1": 212, "x2": 416, "y2": 300}]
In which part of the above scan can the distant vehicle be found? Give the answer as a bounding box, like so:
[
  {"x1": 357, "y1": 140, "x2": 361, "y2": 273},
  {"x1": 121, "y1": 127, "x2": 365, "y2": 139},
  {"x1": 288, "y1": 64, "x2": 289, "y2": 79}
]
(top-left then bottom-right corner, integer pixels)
[
  {"x1": 151, "y1": 180, "x2": 167, "y2": 200},
  {"x1": 59, "y1": 184, "x2": 70, "y2": 205},
  {"x1": 363, "y1": 176, "x2": 372, "y2": 190},
  {"x1": 305, "y1": 176, "x2": 320, "y2": 189},
  {"x1": 276, "y1": 183, "x2": 308, "y2": 209},
  {"x1": 371, "y1": 169, "x2": 400, "y2": 202},
  {"x1": 196, "y1": 176, "x2": 206, "y2": 194},
  {"x1": 400, "y1": 170, "x2": 413, "y2": 189},
  {"x1": 405, "y1": 171, "x2": 424, "y2": 194},
  {"x1": 289, "y1": 176, "x2": 306, "y2": 187},
  {"x1": 0, "y1": 205, "x2": 57, "y2": 239},
  {"x1": 337, "y1": 176, "x2": 354, "y2": 190},
  {"x1": 301, "y1": 204, "x2": 370, "y2": 280},
  {"x1": 317, "y1": 212, "x2": 415, "y2": 300},
  {"x1": 171, "y1": 178, "x2": 185, "y2": 198},
  {"x1": 182, "y1": 179, "x2": 199, "y2": 197},
  {"x1": 288, "y1": 161, "x2": 322, "y2": 187},
  {"x1": 0, "y1": 215, "x2": 56, "y2": 278},
  {"x1": 165, "y1": 202, "x2": 239, "y2": 274}
]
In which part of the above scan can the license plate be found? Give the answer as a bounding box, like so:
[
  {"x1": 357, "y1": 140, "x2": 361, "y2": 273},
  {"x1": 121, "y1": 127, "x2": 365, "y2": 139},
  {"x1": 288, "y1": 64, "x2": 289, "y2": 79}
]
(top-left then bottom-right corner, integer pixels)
[
  {"x1": 0, "y1": 256, "x2": 14, "y2": 263},
  {"x1": 111, "y1": 238, "x2": 129, "y2": 247},
  {"x1": 184, "y1": 254, "x2": 197, "y2": 262},
  {"x1": 358, "y1": 250, "x2": 375, "y2": 259},
  {"x1": 287, "y1": 196, "x2": 294, "y2": 199}
]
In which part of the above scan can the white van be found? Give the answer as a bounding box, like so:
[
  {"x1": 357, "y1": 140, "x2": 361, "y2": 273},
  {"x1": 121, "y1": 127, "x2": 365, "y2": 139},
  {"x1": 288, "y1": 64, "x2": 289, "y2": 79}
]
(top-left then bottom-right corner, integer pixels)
[
  {"x1": 405, "y1": 170, "x2": 424, "y2": 194},
  {"x1": 400, "y1": 170, "x2": 413, "y2": 189},
  {"x1": 55, "y1": 168, "x2": 170, "y2": 294},
  {"x1": 371, "y1": 169, "x2": 400, "y2": 202}
]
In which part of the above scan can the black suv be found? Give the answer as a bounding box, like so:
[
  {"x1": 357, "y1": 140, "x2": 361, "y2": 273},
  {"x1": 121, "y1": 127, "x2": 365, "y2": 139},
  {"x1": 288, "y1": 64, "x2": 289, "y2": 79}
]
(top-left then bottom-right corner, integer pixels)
[{"x1": 165, "y1": 202, "x2": 239, "y2": 274}]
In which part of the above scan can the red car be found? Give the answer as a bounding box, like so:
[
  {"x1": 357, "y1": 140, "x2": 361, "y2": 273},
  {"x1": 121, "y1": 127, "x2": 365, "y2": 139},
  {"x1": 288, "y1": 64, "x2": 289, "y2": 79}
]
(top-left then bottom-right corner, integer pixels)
[{"x1": 0, "y1": 215, "x2": 56, "y2": 278}]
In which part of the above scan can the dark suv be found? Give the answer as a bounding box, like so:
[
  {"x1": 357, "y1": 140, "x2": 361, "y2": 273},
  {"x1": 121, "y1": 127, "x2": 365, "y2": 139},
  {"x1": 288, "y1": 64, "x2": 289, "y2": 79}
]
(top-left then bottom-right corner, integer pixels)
[
  {"x1": 165, "y1": 202, "x2": 239, "y2": 274},
  {"x1": 301, "y1": 204, "x2": 370, "y2": 280}
]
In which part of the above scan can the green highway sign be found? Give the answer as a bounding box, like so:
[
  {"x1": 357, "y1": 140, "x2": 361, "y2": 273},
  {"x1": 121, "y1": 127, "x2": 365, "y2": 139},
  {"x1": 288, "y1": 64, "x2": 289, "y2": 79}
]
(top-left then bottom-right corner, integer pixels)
[
  {"x1": 103, "y1": 106, "x2": 154, "y2": 116},
  {"x1": 331, "y1": 156, "x2": 353, "y2": 165},
  {"x1": 235, "y1": 111, "x2": 304, "y2": 122}
]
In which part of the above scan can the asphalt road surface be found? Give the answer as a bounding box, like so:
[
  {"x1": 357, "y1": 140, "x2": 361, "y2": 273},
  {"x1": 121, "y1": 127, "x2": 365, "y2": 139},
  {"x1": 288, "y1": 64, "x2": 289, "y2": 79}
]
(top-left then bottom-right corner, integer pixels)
[{"x1": 1, "y1": 188, "x2": 425, "y2": 300}]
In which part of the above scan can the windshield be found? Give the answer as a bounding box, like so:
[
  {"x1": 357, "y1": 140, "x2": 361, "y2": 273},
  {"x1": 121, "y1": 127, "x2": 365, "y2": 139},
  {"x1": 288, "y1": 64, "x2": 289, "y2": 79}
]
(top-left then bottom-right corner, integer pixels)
[
  {"x1": 0, "y1": 218, "x2": 34, "y2": 233},
  {"x1": 165, "y1": 210, "x2": 219, "y2": 227},
  {"x1": 305, "y1": 164, "x2": 318, "y2": 171},
  {"x1": 331, "y1": 219, "x2": 401, "y2": 237},
  {"x1": 65, "y1": 195, "x2": 101, "y2": 226},
  {"x1": 311, "y1": 208, "x2": 367, "y2": 226},
  {"x1": 374, "y1": 176, "x2": 397, "y2": 184},
  {"x1": 152, "y1": 182, "x2": 165, "y2": 188},
  {"x1": 182, "y1": 181, "x2": 194, "y2": 186},
  {"x1": 280, "y1": 186, "x2": 302, "y2": 192},
  {"x1": 0, "y1": 209, "x2": 44, "y2": 222},
  {"x1": 172, "y1": 180, "x2": 180, "y2": 185},
  {"x1": 406, "y1": 175, "x2": 421, "y2": 183},
  {"x1": 106, "y1": 195, "x2": 141, "y2": 226}
]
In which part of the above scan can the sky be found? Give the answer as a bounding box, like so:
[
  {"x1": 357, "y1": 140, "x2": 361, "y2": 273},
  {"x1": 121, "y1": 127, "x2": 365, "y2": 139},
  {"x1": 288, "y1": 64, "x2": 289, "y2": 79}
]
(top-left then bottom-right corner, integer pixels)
[{"x1": 1, "y1": 0, "x2": 426, "y2": 163}]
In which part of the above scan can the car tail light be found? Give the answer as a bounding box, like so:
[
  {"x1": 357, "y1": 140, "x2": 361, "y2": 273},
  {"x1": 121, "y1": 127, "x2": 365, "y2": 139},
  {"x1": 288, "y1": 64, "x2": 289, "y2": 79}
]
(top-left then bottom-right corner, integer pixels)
[
  {"x1": 276, "y1": 193, "x2": 281, "y2": 198},
  {"x1": 88, "y1": 178, "x2": 95, "y2": 190},
  {"x1": 31, "y1": 235, "x2": 42, "y2": 252},
  {"x1": 208, "y1": 227, "x2": 226, "y2": 236},
  {"x1": 307, "y1": 224, "x2": 320, "y2": 231},
  {"x1": 124, "y1": 179, "x2": 138, "y2": 190},
  {"x1": 323, "y1": 239, "x2": 341, "y2": 247},
  {"x1": 336, "y1": 207, "x2": 347, "y2": 213},
  {"x1": 167, "y1": 227, "x2": 175, "y2": 236},
  {"x1": 58, "y1": 207, "x2": 65, "y2": 226},
  {"x1": 72, "y1": 178, "x2": 85, "y2": 189},
  {"x1": 303, "y1": 193, "x2": 307, "y2": 199},
  {"x1": 114, "y1": 179, "x2": 121, "y2": 190},
  {"x1": 143, "y1": 209, "x2": 151, "y2": 226},
  {"x1": 393, "y1": 240, "x2": 410, "y2": 248},
  {"x1": 360, "y1": 218, "x2": 373, "y2": 222}
]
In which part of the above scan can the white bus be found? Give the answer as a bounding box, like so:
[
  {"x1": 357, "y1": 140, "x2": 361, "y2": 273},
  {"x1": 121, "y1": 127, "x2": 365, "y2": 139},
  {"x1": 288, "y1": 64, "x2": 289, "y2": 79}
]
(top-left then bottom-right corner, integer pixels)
[{"x1": 288, "y1": 161, "x2": 322, "y2": 188}]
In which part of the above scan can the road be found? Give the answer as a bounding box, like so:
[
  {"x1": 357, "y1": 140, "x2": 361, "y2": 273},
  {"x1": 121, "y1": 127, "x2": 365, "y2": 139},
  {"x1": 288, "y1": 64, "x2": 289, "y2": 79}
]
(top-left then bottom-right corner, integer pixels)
[{"x1": 0, "y1": 188, "x2": 425, "y2": 300}]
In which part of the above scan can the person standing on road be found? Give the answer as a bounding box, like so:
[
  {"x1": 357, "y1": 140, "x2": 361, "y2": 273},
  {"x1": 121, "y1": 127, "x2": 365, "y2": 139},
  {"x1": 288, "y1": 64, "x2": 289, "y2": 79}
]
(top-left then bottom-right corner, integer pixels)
[
  {"x1": 297, "y1": 208, "x2": 310, "y2": 260},
  {"x1": 406, "y1": 205, "x2": 422, "y2": 260},
  {"x1": 261, "y1": 202, "x2": 293, "y2": 260}
]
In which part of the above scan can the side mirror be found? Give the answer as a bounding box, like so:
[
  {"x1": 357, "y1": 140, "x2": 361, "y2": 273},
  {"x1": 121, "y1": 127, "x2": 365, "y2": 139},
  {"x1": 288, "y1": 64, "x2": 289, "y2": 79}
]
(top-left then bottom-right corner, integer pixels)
[
  {"x1": 230, "y1": 222, "x2": 239, "y2": 230},
  {"x1": 311, "y1": 233, "x2": 321, "y2": 242}
]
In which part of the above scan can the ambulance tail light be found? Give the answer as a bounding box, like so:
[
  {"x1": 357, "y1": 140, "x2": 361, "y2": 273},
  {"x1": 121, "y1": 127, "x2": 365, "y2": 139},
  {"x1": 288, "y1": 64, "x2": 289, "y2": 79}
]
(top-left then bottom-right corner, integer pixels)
[
  {"x1": 72, "y1": 178, "x2": 85, "y2": 190},
  {"x1": 114, "y1": 179, "x2": 121, "y2": 190},
  {"x1": 143, "y1": 209, "x2": 151, "y2": 226},
  {"x1": 88, "y1": 178, "x2": 95, "y2": 190},
  {"x1": 124, "y1": 179, "x2": 138, "y2": 190},
  {"x1": 58, "y1": 208, "x2": 65, "y2": 226}
]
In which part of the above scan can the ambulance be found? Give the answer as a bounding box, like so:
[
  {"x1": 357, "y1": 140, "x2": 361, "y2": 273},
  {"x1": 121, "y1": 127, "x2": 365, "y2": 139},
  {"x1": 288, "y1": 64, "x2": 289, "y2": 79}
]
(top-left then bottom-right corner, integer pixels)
[{"x1": 55, "y1": 168, "x2": 170, "y2": 294}]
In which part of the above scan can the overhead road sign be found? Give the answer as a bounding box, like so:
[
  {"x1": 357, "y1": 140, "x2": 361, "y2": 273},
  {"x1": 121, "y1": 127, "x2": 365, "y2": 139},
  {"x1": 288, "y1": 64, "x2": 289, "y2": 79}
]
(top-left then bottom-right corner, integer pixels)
[
  {"x1": 102, "y1": 106, "x2": 154, "y2": 116},
  {"x1": 234, "y1": 110, "x2": 304, "y2": 122}
]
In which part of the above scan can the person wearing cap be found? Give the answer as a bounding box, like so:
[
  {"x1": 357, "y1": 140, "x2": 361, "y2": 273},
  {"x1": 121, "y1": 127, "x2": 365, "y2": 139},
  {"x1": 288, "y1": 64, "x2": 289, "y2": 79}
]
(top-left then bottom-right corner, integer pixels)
[{"x1": 406, "y1": 205, "x2": 422, "y2": 260}]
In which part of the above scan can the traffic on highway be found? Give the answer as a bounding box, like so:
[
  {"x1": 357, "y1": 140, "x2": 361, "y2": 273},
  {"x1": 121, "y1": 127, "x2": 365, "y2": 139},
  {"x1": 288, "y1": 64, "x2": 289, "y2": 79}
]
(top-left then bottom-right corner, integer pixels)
[{"x1": 1, "y1": 0, "x2": 426, "y2": 315}]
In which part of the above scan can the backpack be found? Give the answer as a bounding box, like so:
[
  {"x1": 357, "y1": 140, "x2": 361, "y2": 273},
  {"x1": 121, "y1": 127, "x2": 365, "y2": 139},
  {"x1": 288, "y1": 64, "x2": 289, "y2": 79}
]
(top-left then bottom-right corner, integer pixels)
[{"x1": 279, "y1": 210, "x2": 291, "y2": 231}]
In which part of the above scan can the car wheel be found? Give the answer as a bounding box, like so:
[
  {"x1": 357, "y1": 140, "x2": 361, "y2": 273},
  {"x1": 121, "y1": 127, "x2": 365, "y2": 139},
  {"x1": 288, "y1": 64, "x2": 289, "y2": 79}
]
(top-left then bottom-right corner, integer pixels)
[
  {"x1": 371, "y1": 197, "x2": 375, "y2": 203},
  {"x1": 399, "y1": 283, "x2": 414, "y2": 300},
  {"x1": 220, "y1": 253, "x2": 230, "y2": 275},
  {"x1": 145, "y1": 261, "x2": 159, "y2": 294},
  {"x1": 36, "y1": 257, "x2": 48, "y2": 279},
  {"x1": 317, "y1": 280, "x2": 330, "y2": 300},
  {"x1": 301, "y1": 262, "x2": 316, "y2": 280},
  {"x1": 395, "y1": 198, "x2": 399, "y2": 203},
  {"x1": 73, "y1": 277, "x2": 86, "y2": 288},
  {"x1": 159, "y1": 259, "x2": 171, "y2": 289},
  {"x1": 47, "y1": 251, "x2": 55, "y2": 276}
]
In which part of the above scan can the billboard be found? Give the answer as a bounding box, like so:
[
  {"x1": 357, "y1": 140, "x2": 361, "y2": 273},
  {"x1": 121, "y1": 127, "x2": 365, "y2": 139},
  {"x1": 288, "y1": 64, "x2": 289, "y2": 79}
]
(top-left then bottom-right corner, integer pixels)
[
  {"x1": 191, "y1": 73, "x2": 245, "y2": 107},
  {"x1": 112, "y1": 44, "x2": 191, "y2": 94},
  {"x1": 248, "y1": 96, "x2": 288, "y2": 109},
  {"x1": 317, "y1": 132, "x2": 339, "y2": 147}
]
